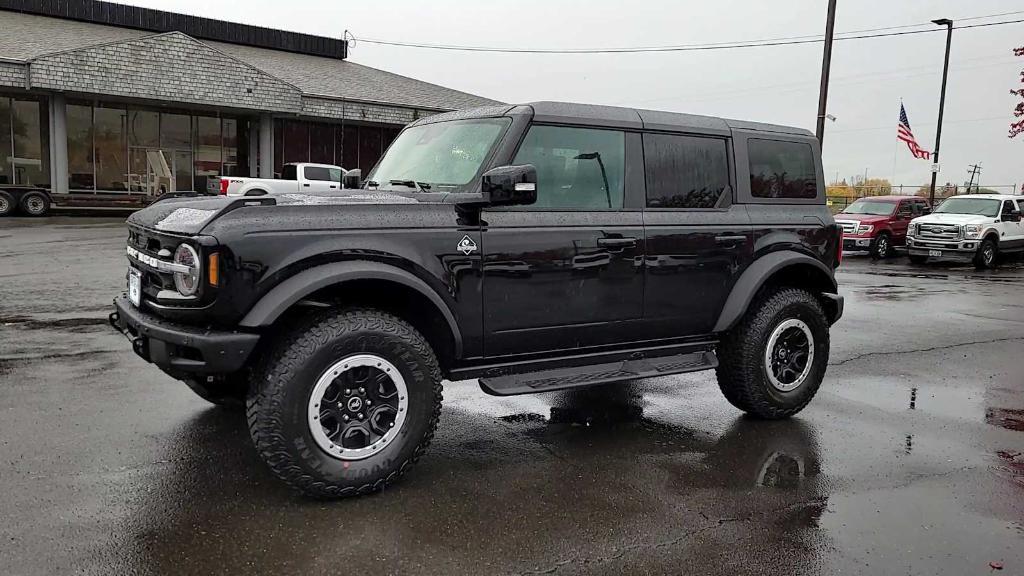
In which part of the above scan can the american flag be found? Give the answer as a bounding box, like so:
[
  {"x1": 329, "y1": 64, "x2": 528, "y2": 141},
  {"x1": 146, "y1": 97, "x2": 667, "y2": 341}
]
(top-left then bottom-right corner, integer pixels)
[{"x1": 898, "y1": 103, "x2": 931, "y2": 160}]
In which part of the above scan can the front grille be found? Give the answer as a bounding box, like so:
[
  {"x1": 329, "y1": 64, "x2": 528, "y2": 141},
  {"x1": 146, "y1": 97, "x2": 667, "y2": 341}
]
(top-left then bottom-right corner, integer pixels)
[
  {"x1": 916, "y1": 223, "x2": 961, "y2": 241},
  {"x1": 836, "y1": 220, "x2": 859, "y2": 234}
]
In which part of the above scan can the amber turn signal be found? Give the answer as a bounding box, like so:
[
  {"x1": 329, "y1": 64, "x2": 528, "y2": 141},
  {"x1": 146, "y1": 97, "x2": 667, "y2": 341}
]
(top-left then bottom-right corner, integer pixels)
[{"x1": 207, "y1": 252, "x2": 220, "y2": 287}]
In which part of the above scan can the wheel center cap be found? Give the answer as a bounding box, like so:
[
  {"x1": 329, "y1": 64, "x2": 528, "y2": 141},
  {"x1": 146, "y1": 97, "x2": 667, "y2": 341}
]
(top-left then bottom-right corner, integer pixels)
[{"x1": 347, "y1": 397, "x2": 363, "y2": 412}]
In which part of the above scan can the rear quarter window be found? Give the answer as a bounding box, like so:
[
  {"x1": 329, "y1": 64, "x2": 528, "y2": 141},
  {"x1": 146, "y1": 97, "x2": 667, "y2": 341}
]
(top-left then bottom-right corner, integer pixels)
[{"x1": 747, "y1": 139, "x2": 817, "y2": 199}]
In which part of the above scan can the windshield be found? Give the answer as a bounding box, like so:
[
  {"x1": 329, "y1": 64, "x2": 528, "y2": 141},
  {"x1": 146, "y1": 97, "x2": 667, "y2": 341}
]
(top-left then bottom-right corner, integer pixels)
[
  {"x1": 368, "y1": 118, "x2": 511, "y2": 190},
  {"x1": 933, "y1": 198, "x2": 1000, "y2": 217},
  {"x1": 841, "y1": 200, "x2": 895, "y2": 216}
]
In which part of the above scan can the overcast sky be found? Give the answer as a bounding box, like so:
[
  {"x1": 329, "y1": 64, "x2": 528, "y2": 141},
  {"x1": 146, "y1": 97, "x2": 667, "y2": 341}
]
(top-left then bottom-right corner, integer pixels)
[{"x1": 129, "y1": 0, "x2": 1024, "y2": 191}]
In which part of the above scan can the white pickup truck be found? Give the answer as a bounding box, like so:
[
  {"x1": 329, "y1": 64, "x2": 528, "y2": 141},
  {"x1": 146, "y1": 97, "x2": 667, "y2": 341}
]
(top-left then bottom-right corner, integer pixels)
[{"x1": 219, "y1": 163, "x2": 346, "y2": 197}]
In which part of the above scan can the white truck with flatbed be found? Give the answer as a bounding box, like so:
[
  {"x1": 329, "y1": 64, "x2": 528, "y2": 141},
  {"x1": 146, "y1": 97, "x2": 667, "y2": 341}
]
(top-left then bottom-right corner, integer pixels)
[
  {"x1": 906, "y1": 194, "x2": 1024, "y2": 268},
  {"x1": 219, "y1": 163, "x2": 346, "y2": 197}
]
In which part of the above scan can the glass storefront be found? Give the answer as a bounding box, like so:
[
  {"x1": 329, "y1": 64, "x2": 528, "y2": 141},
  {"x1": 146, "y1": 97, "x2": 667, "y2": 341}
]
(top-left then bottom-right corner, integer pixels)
[
  {"x1": 67, "y1": 101, "x2": 249, "y2": 195},
  {"x1": 273, "y1": 119, "x2": 400, "y2": 176},
  {"x1": 0, "y1": 95, "x2": 49, "y2": 187}
]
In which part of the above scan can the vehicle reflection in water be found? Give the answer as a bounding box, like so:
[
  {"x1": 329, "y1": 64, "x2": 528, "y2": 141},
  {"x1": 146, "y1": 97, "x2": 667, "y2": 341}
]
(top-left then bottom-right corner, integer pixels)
[{"x1": 125, "y1": 384, "x2": 828, "y2": 574}]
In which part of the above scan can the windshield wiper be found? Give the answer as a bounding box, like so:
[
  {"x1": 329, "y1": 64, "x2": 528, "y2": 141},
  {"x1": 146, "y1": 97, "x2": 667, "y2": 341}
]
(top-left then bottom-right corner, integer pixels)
[{"x1": 389, "y1": 179, "x2": 431, "y2": 193}]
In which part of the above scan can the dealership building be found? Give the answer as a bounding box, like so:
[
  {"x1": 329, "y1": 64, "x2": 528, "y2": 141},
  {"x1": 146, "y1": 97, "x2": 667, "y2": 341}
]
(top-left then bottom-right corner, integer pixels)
[{"x1": 0, "y1": 0, "x2": 497, "y2": 207}]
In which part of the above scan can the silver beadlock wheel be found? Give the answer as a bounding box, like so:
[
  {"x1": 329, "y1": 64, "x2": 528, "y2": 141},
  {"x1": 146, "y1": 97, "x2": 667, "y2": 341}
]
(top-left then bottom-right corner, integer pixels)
[
  {"x1": 0, "y1": 196, "x2": 10, "y2": 214},
  {"x1": 306, "y1": 353, "x2": 409, "y2": 461},
  {"x1": 764, "y1": 318, "x2": 815, "y2": 392}
]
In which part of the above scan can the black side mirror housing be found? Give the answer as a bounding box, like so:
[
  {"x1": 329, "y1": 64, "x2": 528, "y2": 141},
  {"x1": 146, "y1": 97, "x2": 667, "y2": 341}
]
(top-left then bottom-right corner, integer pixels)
[
  {"x1": 342, "y1": 169, "x2": 362, "y2": 189},
  {"x1": 480, "y1": 164, "x2": 537, "y2": 207}
]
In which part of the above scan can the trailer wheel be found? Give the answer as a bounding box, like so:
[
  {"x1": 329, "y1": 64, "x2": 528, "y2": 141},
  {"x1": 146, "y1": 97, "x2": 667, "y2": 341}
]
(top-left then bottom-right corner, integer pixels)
[
  {"x1": 19, "y1": 191, "x2": 50, "y2": 216},
  {"x1": 0, "y1": 191, "x2": 14, "y2": 217}
]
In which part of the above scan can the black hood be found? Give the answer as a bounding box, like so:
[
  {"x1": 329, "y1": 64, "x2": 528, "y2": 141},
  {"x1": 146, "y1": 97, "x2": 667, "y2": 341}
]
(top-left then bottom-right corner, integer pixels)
[{"x1": 126, "y1": 191, "x2": 429, "y2": 235}]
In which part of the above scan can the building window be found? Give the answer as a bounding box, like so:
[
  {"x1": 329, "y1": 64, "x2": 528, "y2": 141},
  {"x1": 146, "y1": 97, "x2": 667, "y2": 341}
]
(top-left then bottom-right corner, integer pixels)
[
  {"x1": 67, "y1": 104, "x2": 95, "y2": 190},
  {"x1": 194, "y1": 115, "x2": 221, "y2": 192},
  {"x1": 94, "y1": 106, "x2": 127, "y2": 192},
  {"x1": 11, "y1": 98, "x2": 50, "y2": 187},
  {"x1": 282, "y1": 120, "x2": 309, "y2": 166},
  {"x1": 0, "y1": 98, "x2": 12, "y2": 185},
  {"x1": 340, "y1": 124, "x2": 359, "y2": 171},
  {"x1": 161, "y1": 113, "x2": 192, "y2": 193},
  {"x1": 310, "y1": 122, "x2": 334, "y2": 165},
  {"x1": 643, "y1": 134, "x2": 730, "y2": 209}
]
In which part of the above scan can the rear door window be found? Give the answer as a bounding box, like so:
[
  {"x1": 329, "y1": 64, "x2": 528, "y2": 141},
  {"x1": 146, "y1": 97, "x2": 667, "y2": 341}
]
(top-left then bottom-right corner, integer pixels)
[
  {"x1": 512, "y1": 125, "x2": 625, "y2": 209},
  {"x1": 304, "y1": 166, "x2": 341, "y2": 182},
  {"x1": 643, "y1": 134, "x2": 730, "y2": 209},
  {"x1": 747, "y1": 139, "x2": 817, "y2": 199}
]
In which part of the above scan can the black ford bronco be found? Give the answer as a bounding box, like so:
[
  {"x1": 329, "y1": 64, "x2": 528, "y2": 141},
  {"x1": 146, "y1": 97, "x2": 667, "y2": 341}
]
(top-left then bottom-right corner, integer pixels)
[{"x1": 110, "y1": 102, "x2": 843, "y2": 498}]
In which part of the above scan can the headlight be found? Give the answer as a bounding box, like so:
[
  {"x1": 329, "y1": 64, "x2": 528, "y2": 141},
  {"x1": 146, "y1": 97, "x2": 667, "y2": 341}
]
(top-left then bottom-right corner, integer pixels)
[
  {"x1": 962, "y1": 224, "x2": 982, "y2": 239},
  {"x1": 173, "y1": 244, "x2": 201, "y2": 296},
  {"x1": 857, "y1": 224, "x2": 873, "y2": 234},
  {"x1": 908, "y1": 222, "x2": 918, "y2": 236}
]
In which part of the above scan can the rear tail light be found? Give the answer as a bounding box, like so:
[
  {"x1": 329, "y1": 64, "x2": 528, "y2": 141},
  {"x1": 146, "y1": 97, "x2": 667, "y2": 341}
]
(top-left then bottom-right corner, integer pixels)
[
  {"x1": 835, "y1": 229, "x2": 843, "y2": 267},
  {"x1": 219, "y1": 178, "x2": 229, "y2": 195}
]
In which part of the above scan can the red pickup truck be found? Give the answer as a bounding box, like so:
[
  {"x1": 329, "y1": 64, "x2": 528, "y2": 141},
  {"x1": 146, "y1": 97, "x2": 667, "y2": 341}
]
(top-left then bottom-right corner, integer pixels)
[{"x1": 835, "y1": 195, "x2": 931, "y2": 259}]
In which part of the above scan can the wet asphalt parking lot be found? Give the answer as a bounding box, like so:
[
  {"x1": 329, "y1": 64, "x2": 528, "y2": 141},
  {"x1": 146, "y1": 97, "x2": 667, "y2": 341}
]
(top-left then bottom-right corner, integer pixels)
[{"x1": 1, "y1": 216, "x2": 1022, "y2": 576}]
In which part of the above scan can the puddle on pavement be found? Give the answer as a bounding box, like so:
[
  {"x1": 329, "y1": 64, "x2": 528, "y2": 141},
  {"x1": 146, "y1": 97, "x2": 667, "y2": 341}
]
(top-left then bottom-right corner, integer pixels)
[
  {"x1": 829, "y1": 377, "x2": 987, "y2": 423},
  {"x1": 0, "y1": 315, "x2": 109, "y2": 332}
]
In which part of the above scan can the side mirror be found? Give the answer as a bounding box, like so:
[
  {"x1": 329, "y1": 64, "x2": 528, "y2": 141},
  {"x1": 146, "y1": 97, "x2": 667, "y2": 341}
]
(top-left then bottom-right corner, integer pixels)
[
  {"x1": 480, "y1": 164, "x2": 537, "y2": 207},
  {"x1": 343, "y1": 169, "x2": 361, "y2": 189}
]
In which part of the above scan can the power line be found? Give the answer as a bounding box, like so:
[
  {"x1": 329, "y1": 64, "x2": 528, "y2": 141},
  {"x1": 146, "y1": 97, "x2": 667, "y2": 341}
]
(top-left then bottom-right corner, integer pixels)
[{"x1": 349, "y1": 15, "x2": 1024, "y2": 54}]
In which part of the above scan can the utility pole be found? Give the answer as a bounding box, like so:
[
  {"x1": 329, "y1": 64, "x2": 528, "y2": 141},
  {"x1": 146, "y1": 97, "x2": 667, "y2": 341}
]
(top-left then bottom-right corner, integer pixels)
[
  {"x1": 966, "y1": 163, "x2": 981, "y2": 193},
  {"x1": 928, "y1": 18, "x2": 953, "y2": 206},
  {"x1": 815, "y1": 0, "x2": 838, "y2": 147}
]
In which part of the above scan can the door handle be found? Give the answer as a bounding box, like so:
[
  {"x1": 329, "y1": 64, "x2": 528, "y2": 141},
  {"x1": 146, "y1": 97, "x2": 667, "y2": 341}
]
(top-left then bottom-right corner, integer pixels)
[
  {"x1": 303, "y1": 183, "x2": 311, "y2": 187},
  {"x1": 714, "y1": 235, "x2": 746, "y2": 245},
  {"x1": 597, "y1": 237, "x2": 637, "y2": 248},
  {"x1": 329, "y1": 185, "x2": 337, "y2": 189}
]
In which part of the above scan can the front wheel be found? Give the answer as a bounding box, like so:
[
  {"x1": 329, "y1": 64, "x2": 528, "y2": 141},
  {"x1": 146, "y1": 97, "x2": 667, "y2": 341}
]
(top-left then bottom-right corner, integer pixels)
[
  {"x1": 247, "y1": 308, "x2": 442, "y2": 498},
  {"x1": 716, "y1": 288, "x2": 830, "y2": 419},
  {"x1": 870, "y1": 233, "x2": 892, "y2": 259},
  {"x1": 973, "y1": 238, "x2": 997, "y2": 269}
]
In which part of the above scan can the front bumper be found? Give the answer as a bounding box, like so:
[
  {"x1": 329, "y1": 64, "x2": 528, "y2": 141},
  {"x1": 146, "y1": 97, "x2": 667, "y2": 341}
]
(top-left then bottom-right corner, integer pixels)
[
  {"x1": 821, "y1": 292, "x2": 844, "y2": 325},
  {"x1": 109, "y1": 294, "x2": 259, "y2": 375},
  {"x1": 842, "y1": 237, "x2": 874, "y2": 251},
  {"x1": 906, "y1": 236, "x2": 979, "y2": 260}
]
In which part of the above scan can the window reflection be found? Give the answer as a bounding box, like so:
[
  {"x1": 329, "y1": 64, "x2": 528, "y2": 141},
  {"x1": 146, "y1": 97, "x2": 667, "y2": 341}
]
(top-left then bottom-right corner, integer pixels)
[
  {"x1": 0, "y1": 98, "x2": 12, "y2": 185},
  {"x1": 67, "y1": 104, "x2": 94, "y2": 190},
  {"x1": 94, "y1": 106, "x2": 127, "y2": 192},
  {"x1": 12, "y1": 99, "x2": 49, "y2": 187}
]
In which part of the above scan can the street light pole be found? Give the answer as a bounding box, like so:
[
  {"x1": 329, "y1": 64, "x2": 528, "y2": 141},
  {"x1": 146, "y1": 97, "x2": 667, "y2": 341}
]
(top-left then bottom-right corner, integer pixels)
[
  {"x1": 928, "y1": 19, "x2": 953, "y2": 206},
  {"x1": 815, "y1": 0, "x2": 838, "y2": 147}
]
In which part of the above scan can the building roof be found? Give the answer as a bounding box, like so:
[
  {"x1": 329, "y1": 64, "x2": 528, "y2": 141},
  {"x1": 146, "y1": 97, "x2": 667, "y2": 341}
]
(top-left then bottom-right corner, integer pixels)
[{"x1": 0, "y1": 10, "x2": 499, "y2": 112}]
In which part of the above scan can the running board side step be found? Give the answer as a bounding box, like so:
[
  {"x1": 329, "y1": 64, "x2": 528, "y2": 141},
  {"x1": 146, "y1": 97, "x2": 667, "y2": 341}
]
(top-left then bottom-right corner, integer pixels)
[{"x1": 479, "y1": 350, "x2": 718, "y2": 396}]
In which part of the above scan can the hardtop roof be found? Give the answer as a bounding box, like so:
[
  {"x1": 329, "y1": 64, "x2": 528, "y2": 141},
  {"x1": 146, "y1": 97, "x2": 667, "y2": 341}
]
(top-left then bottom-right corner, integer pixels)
[{"x1": 411, "y1": 101, "x2": 814, "y2": 137}]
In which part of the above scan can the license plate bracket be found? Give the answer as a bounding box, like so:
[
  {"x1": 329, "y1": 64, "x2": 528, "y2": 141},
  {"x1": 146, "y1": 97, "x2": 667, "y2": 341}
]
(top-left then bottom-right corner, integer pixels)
[{"x1": 128, "y1": 267, "x2": 142, "y2": 306}]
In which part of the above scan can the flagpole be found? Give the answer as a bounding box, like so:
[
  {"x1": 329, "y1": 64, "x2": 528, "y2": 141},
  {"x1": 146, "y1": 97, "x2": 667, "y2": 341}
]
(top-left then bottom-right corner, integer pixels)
[{"x1": 892, "y1": 99, "x2": 900, "y2": 191}]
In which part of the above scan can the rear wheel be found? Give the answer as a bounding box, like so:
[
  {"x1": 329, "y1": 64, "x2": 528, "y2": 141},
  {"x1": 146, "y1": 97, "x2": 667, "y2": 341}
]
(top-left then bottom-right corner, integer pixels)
[
  {"x1": 908, "y1": 254, "x2": 929, "y2": 265},
  {"x1": 973, "y1": 238, "x2": 997, "y2": 269},
  {"x1": 716, "y1": 288, "x2": 830, "y2": 419},
  {"x1": 870, "y1": 233, "x2": 892, "y2": 259},
  {"x1": 247, "y1": 308, "x2": 442, "y2": 498},
  {"x1": 19, "y1": 191, "x2": 50, "y2": 216},
  {"x1": 0, "y1": 191, "x2": 13, "y2": 216}
]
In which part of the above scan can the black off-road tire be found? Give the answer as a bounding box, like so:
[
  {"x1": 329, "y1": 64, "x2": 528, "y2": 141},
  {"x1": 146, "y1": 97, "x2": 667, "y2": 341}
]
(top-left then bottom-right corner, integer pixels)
[
  {"x1": 247, "y1": 308, "x2": 442, "y2": 499},
  {"x1": 0, "y1": 191, "x2": 14, "y2": 216},
  {"x1": 19, "y1": 191, "x2": 50, "y2": 216},
  {"x1": 908, "y1": 254, "x2": 929, "y2": 265},
  {"x1": 715, "y1": 288, "x2": 830, "y2": 419},
  {"x1": 973, "y1": 238, "x2": 997, "y2": 269},
  {"x1": 870, "y1": 233, "x2": 892, "y2": 260}
]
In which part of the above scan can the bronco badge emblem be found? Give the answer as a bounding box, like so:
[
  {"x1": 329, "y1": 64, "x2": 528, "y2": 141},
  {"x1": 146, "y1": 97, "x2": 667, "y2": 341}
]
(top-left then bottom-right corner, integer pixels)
[{"x1": 457, "y1": 235, "x2": 477, "y2": 255}]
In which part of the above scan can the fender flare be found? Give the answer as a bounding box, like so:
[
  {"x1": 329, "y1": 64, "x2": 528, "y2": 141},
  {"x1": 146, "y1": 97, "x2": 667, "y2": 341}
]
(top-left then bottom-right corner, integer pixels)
[
  {"x1": 239, "y1": 260, "x2": 463, "y2": 358},
  {"x1": 712, "y1": 250, "x2": 837, "y2": 333}
]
